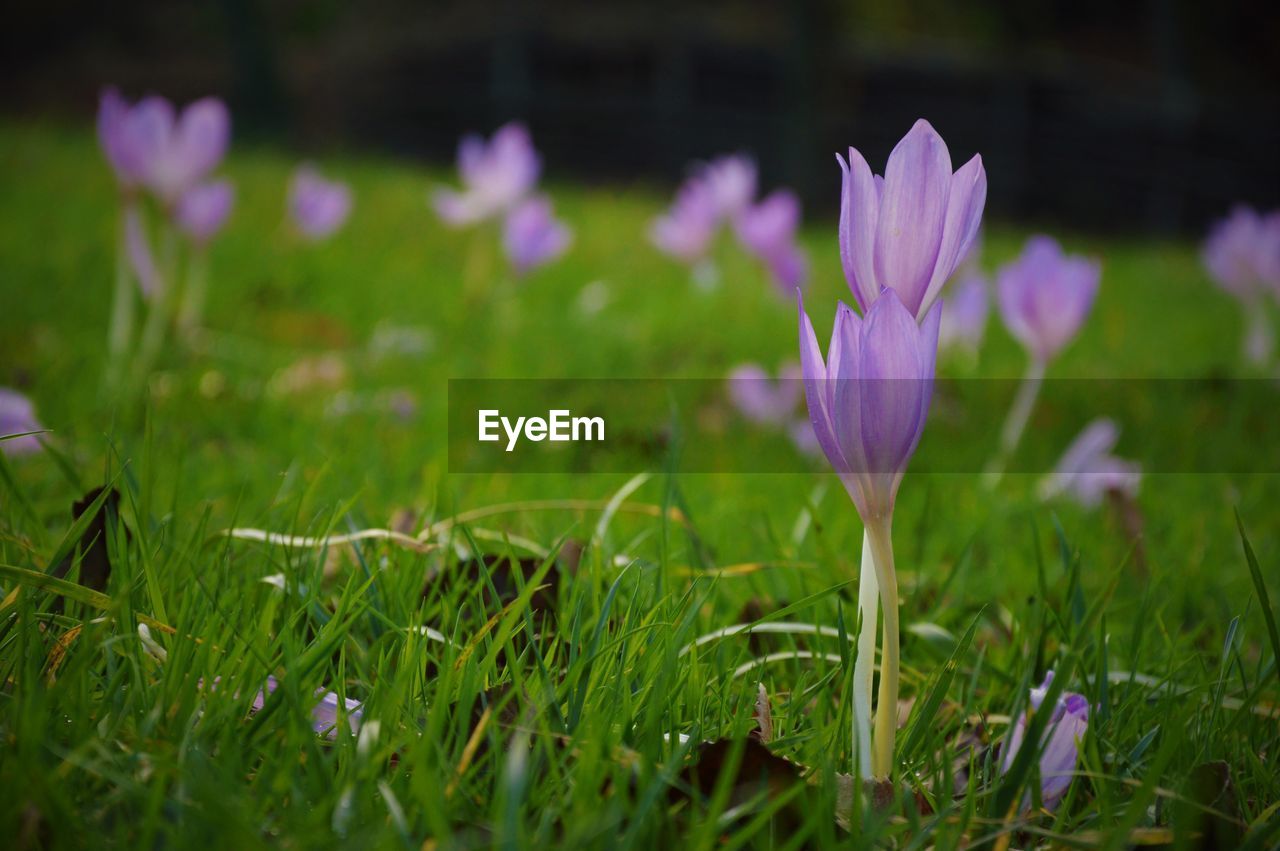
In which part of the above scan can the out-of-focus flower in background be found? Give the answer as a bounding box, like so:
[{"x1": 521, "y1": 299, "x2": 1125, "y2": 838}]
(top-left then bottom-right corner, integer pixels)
[
  {"x1": 937, "y1": 271, "x2": 988, "y2": 358},
  {"x1": 109, "y1": 94, "x2": 230, "y2": 206},
  {"x1": 726, "y1": 361, "x2": 802, "y2": 427},
  {"x1": 838, "y1": 119, "x2": 986, "y2": 319},
  {"x1": 650, "y1": 176, "x2": 720, "y2": 265},
  {"x1": 1000, "y1": 671, "x2": 1089, "y2": 812},
  {"x1": 1038, "y1": 418, "x2": 1141, "y2": 508},
  {"x1": 432, "y1": 122, "x2": 541, "y2": 227},
  {"x1": 288, "y1": 165, "x2": 353, "y2": 241},
  {"x1": 503, "y1": 195, "x2": 572, "y2": 276},
  {"x1": 176, "y1": 180, "x2": 234, "y2": 246},
  {"x1": 996, "y1": 236, "x2": 1100, "y2": 364},
  {"x1": 735, "y1": 190, "x2": 809, "y2": 294},
  {"x1": 702, "y1": 154, "x2": 757, "y2": 219},
  {"x1": 1202, "y1": 206, "x2": 1280, "y2": 366},
  {"x1": 0, "y1": 388, "x2": 44, "y2": 456}
]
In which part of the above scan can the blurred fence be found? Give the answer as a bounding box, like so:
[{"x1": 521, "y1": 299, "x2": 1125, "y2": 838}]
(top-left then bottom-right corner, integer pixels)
[{"x1": 4, "y1": 1, "x2": 1279, "y2": 234}]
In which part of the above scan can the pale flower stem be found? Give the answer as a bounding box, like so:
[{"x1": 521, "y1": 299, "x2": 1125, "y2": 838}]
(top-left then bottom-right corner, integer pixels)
[
  {"x1": 106, "y1": 204, "x2": 135, "y2": 392},
  {"x1": 864, "y1": 515, "x2": 899, "y2": 779},
  {"x1": 132, "y1": 222, "x2": 176, "y2": 393},
  {"x1": 852, "y1": 529, "x2": 878, "y2": 780},
  {"x1": 983, "y1": 356, "x2": 1046, "y2": 489},
  {"x1": 177, "y1": 251, "x2": 208, "y2": 340}
]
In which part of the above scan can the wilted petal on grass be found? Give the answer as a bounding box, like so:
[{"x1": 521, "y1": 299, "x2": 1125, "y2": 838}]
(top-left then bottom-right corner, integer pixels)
[
  {"x1": 0, "y1": 388, "x2": 44, "y2": 456},
  {"x1": 176, "y1": 180, "x2": 234, "y2": 245},
  {"x1": 727, "y1": 362, "x2": 802, "y2": 426},
  {"x1": 288, "y1": 165, "x2": 352, "y2": 240},
  {"x1": 252, "y1": 675, "x2": 363, "y2": 739},
  {"x1": 502, "y1": 195, "x2": 571, "y2": 275},
  {"x1": 996, "y1": 235, "x2": 1100, "y2": 363},
  {"x1": 1000, "y1": 671, "x2": 1089, "y2": 811}
]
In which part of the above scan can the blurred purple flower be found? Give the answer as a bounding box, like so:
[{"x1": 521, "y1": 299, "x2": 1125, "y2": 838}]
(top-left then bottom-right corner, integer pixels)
[
  {"x1": 288, "y1": 165, "x2": 352, "y2": 241},
  {"x1": 703, "y1": 154, "x2": 757, "y2": 218},
  {"x1": 996, "y1": 236, "x2": 1100, "y2": 363},
  {"x1": 0, "y1": 388, "x2": 44, "y2": 456},
  {"x1": 788, "y1": 418, "x2": 822, "y2": 457},
  {"x1": 503, "y1": 195, "x2": 571, "y2": 275},
  {"x1": 838, "y1": 119, "x2": 987, "y2": 319},
  {"x1": 1202, "y1": 206, "x2": 1276, "y2": 301},
  {"x1": 433, "y1": 123, "x2": 540, "y2": 226},
  {"x1": 735, "y1": 190, "x2": 809, "y2": 293},
  {"x1": 937, "y1": 271, "x2": 988, "y2": 355},
  {"x1": 125, "y1": 206, "x2": 162, "y2": 298},
  {"x1": 176, "y1": 180, "x2": 234, "y2": 246},
  {"x1": 1000, "y1": 671, "x2": 1089, "y2": 812},
  {"x1": 727, "y1": 362, "x2": 802, "y2": 427},
  {"x1": 1039, "y1": 418, "x2": 1141, "y2": 508},
  {"x1": 650, "y1": 176, "x2": 721, "y2": 264},
  {"x1": 100, "y1": 93, "x2": 230, "y2": 206},
  {"x1": 252, "y1": 675, "x2": 363, "y2": 740},
  {"x1": 799, "y1": 289, "x2": 940, "y2": 521}
]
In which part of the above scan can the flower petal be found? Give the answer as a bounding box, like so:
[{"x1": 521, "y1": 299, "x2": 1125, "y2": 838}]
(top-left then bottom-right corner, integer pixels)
[
  {"x1": 919, "y1": 153, "x2": 987, "y2": 318},
  {"x1": 873, "y1": 119, "x2": 952, "y2": 316},
  {"x1": 839, "y1": 149, "x2": 881, "y2": 312}
]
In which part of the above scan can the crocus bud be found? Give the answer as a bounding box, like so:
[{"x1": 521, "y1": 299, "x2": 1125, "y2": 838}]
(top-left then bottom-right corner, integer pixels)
[
  {"x1": 0, "y1": 388, "x2": 44, "y2": 456},
  {"x1": 288, "y1": 165, "x2": 352, "y2": 241},
  {"x1": 727, "y1": 362, "x2": 802, "y2": 427},
  {"x1": 502, "y1": 195, "x2": 571, "y2": 275},
  {"x1": 432, "y1": 123, "x2": 541, "y2": 227},
  {"x1": 996, "y1": 236, "x2": 1100, "y2": 363},
  {"x1": 650, "y1": 176, "x2": 720, "y2": 264},
  {"x1": 1039, "y1": 419, "x2": 1140, "y2": 508},
  {"x1": 735, "y1": 190, "x2": 809, "y2": 293},
  {"x1": 176, "y1": 180, "x2": 234, "y2": 246},
  {"x1": 1000, "y1": 671, "x2": 1089, "y2": 812},
  {"x1": 938, "y1": 271, "x2": 988, "y2": 356},
  {"x1": 799, "y1": 289, "x2": 940, "y2": 522},
  {"x1": 838, "y1": 119, "x2": 987, "y2": 320}
]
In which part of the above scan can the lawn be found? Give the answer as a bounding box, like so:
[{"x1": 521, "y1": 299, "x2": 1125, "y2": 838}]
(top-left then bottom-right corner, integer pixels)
[{"x1": 1, "y1": 120, "x2": 1278, "y2": 848}]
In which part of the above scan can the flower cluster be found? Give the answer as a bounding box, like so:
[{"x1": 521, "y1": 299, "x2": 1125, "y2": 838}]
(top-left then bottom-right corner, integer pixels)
[{"x1": 651, "y1": 154, "x2": 808, "y2": 295}]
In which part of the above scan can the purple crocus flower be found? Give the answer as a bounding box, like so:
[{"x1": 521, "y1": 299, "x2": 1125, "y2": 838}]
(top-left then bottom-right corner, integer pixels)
[
  {"x1": 650, "y1": 176, "x2": 721, "y2": 264},
  {"x1": 937, "y1": 271, "x2": 988, "y2": 355},
  {"x1": 727, "y1": 362, "x2": 802, "y2": 427},
  {"x1": 1000, "y1": 671, "x2": 1089, "y2": 811},
  {"x1": 288, "y1": 165, "x2": 352, "y2": 241},
  {"x1": 735, "y1": 190, "x2": 809, "y2": 293},
  {"x1": 0, "y1": 388, "x2": 44, "y2": 456},
  {"x1": 996, "y1": 236, "x2": 1101, "y2": 364},
  {"x1": 176, "y1": 180, "x2": 234, "y2": 246},
  {"x1": 502, "y1": 195, "x2": 571, "y2": 275},
  {"x1": 432, "y1": 123, "x2": 541, "y2": 227},
  {"x1": 838, "y1": 119, "x2": 987, "y2": 319},
  {"x1": 1203, "y1": 206, "x2": 1274, "y2": 302},
  {"x1": 251, "y1": 675, "x2": 363, "y2": 740},
  {"x1": 703, "y1": 154, "x2": 757, "y2": 219},
  {"x1": 111, "y1": 95, "x2": 230, "y2": 206},
  {"x1": 1039, "y1": 419, "x2": 1141, "y2": 508},
  {"x1": 798, "y1": 289, "x2": 940, "y2": 522}
]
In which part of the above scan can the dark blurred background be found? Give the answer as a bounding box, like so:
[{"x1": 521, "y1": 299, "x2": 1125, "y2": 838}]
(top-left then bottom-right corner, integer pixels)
[{"x1": 3, "y1": 0, "x2": 1279, "y2": 234}]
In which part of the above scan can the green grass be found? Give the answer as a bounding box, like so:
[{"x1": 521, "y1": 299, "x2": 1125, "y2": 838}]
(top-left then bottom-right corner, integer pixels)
[{"x1": 1, "y1": 120, "x2": 1278, "y2": 848}]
